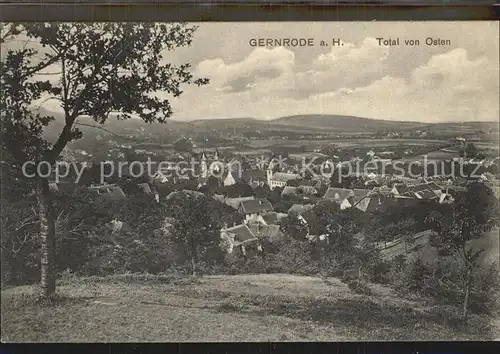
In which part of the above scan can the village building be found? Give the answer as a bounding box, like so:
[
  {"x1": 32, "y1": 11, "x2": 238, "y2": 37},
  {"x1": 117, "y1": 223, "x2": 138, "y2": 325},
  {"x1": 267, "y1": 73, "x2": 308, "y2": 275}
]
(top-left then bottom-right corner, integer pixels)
[
  {"x1": 322, "y1": 187, "x2": 354, "y2": 210},
  {"x1": 220, "y1": 223, "x2": 262, "y2": 256},
  {"x1": 247, "y1": 223, "x2": 286, "y2": 244},
  {"x1": 165, "y1": 189, "x2": 204, "y2": 201},
  {"x1": 266, "y1": 169, "x2": 302, "y2": 190},
  {"x1": 287, "y1": 203, "x2": 315, "y2": 218},
  {"x1": 238, "y1": 198, "x2": 274, "y2": 223},
  {"x1": 350, "y1": 188, "x2": 372, "y2": 206},
  {"x1": 281, "y1": 185, "x2": 318, "y2": 198},
  {"x1": 222, "y1": 196, "x2": 255, "y2": 210},
  {"x1": 87, "y1": 183, "x2": 126, "y2": 200},
  {"x1": 354, "y1": 195, "x2": 383, "y2": 213}
]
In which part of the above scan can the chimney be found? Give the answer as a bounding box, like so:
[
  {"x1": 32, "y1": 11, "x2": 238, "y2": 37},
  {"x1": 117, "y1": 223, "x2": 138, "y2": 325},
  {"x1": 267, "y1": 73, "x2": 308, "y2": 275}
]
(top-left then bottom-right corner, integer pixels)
[{"x1": 259, "y1": 200, "x2": 263, "y2": 205}]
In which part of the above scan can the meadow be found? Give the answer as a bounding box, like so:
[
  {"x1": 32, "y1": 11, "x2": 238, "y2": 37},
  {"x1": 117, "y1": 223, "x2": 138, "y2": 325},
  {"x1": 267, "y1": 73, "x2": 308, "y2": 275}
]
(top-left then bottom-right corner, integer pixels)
[{"x1": 2, "y1": 272, "x2": 498, "y2": 342}]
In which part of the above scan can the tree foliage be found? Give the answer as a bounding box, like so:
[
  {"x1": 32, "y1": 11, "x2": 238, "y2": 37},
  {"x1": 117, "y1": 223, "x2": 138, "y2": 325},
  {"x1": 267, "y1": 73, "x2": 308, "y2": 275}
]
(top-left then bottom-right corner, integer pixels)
[{"x1": 1, "y1": 22, "x2": 209, "y2": 297}]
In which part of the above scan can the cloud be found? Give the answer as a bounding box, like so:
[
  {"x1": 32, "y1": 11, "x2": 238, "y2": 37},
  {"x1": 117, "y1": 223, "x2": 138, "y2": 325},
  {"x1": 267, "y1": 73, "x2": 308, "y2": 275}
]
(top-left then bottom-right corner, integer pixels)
[
  {"x1": 172, "y1": 45, "x2": 498, "y2": 123},
  {"x1": 196, "y1": 47, "x2": 295, "y2": 93},
  {"x1": 310, "y1": 48, "x2": 499, "y2": 122}
]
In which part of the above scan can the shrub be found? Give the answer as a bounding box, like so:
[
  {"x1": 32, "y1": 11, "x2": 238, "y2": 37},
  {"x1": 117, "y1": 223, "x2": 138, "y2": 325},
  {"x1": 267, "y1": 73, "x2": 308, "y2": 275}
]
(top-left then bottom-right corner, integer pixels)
[
  {"x1": 346, "y1": 279, "x2": 372, "y2": 295},
  {"x1": 394, "y1": 256, "x2": 433, "y2": 296}
]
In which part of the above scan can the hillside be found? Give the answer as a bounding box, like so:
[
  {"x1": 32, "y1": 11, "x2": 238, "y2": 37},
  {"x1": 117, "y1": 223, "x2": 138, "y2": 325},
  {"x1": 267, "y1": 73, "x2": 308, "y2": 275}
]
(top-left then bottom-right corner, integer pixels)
[
  {"x1": 37, "y1": 108, "x2": 497, "y2": 149},
  {"x1": 381, "y1": 229, "x2": 500, "y2": 269},
  {"x1": 1, "y1": 273, "x2": 496, "y2": 341},
  {"x1": 272, "y1": 114, "x2": 424, "y2": 132}
]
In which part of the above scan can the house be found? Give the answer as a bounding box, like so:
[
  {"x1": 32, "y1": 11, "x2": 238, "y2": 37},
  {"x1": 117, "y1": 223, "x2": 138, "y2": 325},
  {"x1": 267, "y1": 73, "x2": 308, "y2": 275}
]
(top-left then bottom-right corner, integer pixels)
[
  {"x1": 281, "y1": 185, "x2": 318, "y2": 197},
  {"x1": 241, "y1": 169, "x2": 267, "y2": 186},
  {"x1": 282, "y1": 186, "x2": 299, "y2": 197},
  {"x1": 87, "y1": 184, "x2": 126, "y2": 200},
  {"x1": 248, "y1": 223, "x2": 286, "y2": 244},
  {"x1": 266, "y1": 158, "x2": 301, "y2": 189},
  {"x1": 288, "y1": 204, "x2": 315, "y2": 217},
  {"x1": 220, "y1": 223, "x2": 262, "y2": 256},
  {"x1": 267, "y1": 171, "x2": 302, "y2": 190},
  {"x1": 165, "y1": 189, "x2": 204, "y2": 201},
  {"x1": 391, "y1": 183, "x2": 411, "y2": 196},
  {"x1": 351, "y1": 188, "x2": 372, "y2": 206},
  {"x1": 299, "y1": 185, "x2": 318, "y2": 195},
  {"x1": 238, "y1": 198, "x2": 274, "y2": 219},
  {"x1": 355, "y1": 196, "x2": 382, "y2": 213},
  {"x1": 380, "y1": 195, "x2": 421, "y2": 212},
  {"x1": 261, "y1": 211, "x2": 288, "y2": 225},
  {"x1": 224, "y1": 196, "x2": 255, "y2": 210},
  {"x1": 371, "y1": 186, "x2": 393, "y2": 196},
  {"x1": 322, "y1": 187, "x2": 354, "y2": 210},
  {"x1": 414, "y1": 189, "x2": 439, "y2": 200},
  {"x1": 438, "y1": 193, "x2": 454, "y2": 204},
  {"x1": 408, "y1": 183, "x2": 442, "y2": 199}
]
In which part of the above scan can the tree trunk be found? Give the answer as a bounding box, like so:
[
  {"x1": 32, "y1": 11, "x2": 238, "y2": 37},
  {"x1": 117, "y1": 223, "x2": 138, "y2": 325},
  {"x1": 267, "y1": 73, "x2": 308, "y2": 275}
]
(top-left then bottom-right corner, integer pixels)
[
  {"x1": 37, "y1": 177, "x2": 56, "y2": 298},
  {"x1": 191, "y1": 243, "x2": 197, "y2": 277},
  {"x1": 462, "y1": 266, "x2": 473, "y2": 320}
]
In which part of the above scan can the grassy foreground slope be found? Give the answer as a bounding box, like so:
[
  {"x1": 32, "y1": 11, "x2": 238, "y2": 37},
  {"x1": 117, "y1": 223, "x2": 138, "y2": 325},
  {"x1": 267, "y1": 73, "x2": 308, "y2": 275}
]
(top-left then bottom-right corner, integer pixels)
[{"x1": 1, "y1": 274, "x2": 498, "y2": 342}]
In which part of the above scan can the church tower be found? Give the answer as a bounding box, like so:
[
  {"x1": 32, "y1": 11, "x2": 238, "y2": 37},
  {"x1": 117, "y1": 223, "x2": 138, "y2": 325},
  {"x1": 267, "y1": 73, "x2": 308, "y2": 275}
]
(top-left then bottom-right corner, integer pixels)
[
  {"x1": 201, "y1": 152, "x2": 208, "y2": 179},
  {"x1": 266, "y1": 160, "x2": 274, "y2": 187}
]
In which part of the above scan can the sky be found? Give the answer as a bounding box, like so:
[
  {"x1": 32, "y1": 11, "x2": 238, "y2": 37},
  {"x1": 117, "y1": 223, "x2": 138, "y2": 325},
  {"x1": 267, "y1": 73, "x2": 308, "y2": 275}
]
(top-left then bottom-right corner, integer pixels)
[{"x1": 4, "y1": 21, "x2": 499, "y2": 123}]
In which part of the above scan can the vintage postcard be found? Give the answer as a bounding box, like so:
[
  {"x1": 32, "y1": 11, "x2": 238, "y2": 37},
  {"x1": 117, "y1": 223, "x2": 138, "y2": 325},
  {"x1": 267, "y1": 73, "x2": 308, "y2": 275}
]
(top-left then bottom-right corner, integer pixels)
[{"x1": 1, "y1": 21, "x2": 499, "y2": 342}]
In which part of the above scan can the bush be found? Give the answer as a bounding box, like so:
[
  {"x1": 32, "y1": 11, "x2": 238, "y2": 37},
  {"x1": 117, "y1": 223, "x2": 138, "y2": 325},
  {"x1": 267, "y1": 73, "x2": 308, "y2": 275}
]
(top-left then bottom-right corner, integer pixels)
[
  {"x1": 394, "y1": 256, "x2": 433, "y2": 296},
  {"x1": 346, "y1": 279, "x2": 372, "y2": 295}
]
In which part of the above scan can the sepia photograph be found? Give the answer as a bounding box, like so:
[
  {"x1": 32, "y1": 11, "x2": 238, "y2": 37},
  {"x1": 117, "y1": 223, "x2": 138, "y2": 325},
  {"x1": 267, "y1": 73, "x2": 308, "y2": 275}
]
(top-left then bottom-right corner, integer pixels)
[{"x1": 1, "y1": 21, "x2": 499, "y2": 342}]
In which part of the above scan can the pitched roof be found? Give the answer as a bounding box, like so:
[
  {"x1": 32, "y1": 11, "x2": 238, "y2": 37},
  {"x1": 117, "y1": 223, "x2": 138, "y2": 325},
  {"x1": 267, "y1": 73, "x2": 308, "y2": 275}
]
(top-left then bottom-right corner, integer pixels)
[
  {"x1": 223, "y1": 224, "x2": 258, "y2": 245},
  {"x1": 414, "y1": 189, "x2": 439, "y2": 200},
  {"x1": 87, "y1": 184, "x2": 126, "y2": 200},
  {"x1": 165, "y1": 189, "x2": 204, "y2": 200},
  {"x1": 392, "y1": 184, "x2": 410, "y2": 195},
  {"x1": 288, "y1": 203, "x2": 314, "y2": 217},
  {"x1": 225, "y1": 196, "x2": 255, "y2": 210},
  {"x1": 282, "y1": 186, "x2": 299, "y2": 196},
  {"x1": 261, "y1": 212, "x2": 280, "y2": 225},
  {"x1": 239, "y1": 198, "x2": 273, "y2": 214},
  {"x1": 299, "y1": 185, "x2": 318, "y2": 195},
  {"x1": 323, "y1": 187, "x2": 354, "y2": 201},
  {"x1": 256, "y1": 224, "x2": 284, "y2": 242},
  {"x1": 355, "y1": 196, "x2": 382, "y2": 213},
  {"x1": 408, "y1": 183, "x2": 434, "y2": 193},
  {"x1": 427, "y1": 182, "x2": 442, "y2": 191},
  {"x1": 271, "y1": 172, "x2": 301, "y2": 182},
  {"x1": 352, "y1": 188, "x2": 371, "y2": 202}
]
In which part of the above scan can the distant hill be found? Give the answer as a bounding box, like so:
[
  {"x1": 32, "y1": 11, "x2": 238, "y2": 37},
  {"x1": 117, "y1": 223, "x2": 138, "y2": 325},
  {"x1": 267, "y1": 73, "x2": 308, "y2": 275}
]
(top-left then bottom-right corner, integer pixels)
[
  {"x1": 271, "y1": 114, "x2": 425, "y2": 132},
  {"x1": 38, "y1": 109, "x2": 498, "y2": 147}
]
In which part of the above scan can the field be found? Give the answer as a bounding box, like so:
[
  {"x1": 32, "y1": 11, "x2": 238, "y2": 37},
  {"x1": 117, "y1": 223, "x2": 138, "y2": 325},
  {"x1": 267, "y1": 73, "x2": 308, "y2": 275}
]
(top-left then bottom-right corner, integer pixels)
[
  {"x1": 1, "y1": 273, "x2": 498, "y2": 342},
  {"x1": 248, "y1": 139, "x2": 448, "y2": 149}
]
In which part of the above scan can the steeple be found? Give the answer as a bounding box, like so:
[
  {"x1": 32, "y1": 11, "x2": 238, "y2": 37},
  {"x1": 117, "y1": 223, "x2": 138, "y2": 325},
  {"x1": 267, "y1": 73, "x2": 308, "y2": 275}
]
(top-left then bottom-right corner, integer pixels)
[
  {"x1": 200, "y1": 151, "x2": 208, "y2": 178},
  {"x1": 214, "y1": 149, "x2": 219, "y2": 161}
]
